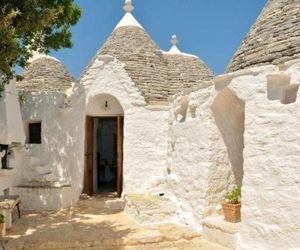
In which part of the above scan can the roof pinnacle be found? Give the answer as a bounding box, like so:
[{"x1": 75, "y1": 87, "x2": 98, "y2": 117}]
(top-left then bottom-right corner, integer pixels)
[
  {"x1": 168, "y1": 35, "x2": 181, "y2": 54},
  {"x1": 123, "y1": 0, "x2": 134, "y2": 13},
  {"x1": 171, "y1": 35, "x2": 178, "y2": 46}
]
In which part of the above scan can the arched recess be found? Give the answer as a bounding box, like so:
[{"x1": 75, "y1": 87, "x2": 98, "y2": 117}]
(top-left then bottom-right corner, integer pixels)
[
  {"x1": 85, "y1": 94, "x2": 124, "y2": 198},
  {"x1": 87, "y1": 93, "x2": 124, "y2": 117},
  {"x1": 212, "y1": 88, "x2": 245, "y2": 187}
]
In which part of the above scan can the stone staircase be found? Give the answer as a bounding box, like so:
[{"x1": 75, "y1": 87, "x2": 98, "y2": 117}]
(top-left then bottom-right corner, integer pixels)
[{"x1": 202, "y1": 216, "x2": 240, "y2": 249}]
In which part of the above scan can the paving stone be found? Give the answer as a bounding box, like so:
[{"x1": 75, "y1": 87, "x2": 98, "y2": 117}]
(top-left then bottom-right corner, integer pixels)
[{"x1": 5, "y1": 202, "x2": 227, "y2": 250}]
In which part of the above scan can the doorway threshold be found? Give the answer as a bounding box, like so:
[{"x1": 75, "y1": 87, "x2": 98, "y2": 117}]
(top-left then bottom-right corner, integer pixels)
[
  {"x1": 93, "y1": 192, "x2": 118, "y2": 199},
  {"x1": 78, "y1": 193, "x2": 124, "y2": 211}
]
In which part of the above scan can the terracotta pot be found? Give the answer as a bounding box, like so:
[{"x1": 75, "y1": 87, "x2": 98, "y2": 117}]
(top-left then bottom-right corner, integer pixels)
[{"x1": 222, "y1": 202, "x2": 241, "y2": 223}]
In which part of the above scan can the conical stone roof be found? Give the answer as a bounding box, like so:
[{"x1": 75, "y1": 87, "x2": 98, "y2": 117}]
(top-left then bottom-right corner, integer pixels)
[
  {"x1": 17, "y1": 54, "x2": 74, "y2": 92},
  {"x1": 163, "y1": 35, "x2": 213, "y2": 94},
  {"x1": 98, "y1": 28, "x2": 213, "y2": 102},
  {"x1": 164, "y1": 53, "x2": 213, "y2": 96},
  {"x1": 227, "y1": 0, "x2": 300, "y2": 73},
  {"x1": 100, "y1": 26, "x2": 170, "y2": 102}
]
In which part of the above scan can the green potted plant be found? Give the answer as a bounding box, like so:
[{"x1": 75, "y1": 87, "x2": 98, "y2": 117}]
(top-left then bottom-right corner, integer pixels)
[
  {"x1": 222, "y1": 187, "x2": 241, "y2": 223},
  {"x1": 0, "y1": 212, "x2": 5, "y2": 234}
]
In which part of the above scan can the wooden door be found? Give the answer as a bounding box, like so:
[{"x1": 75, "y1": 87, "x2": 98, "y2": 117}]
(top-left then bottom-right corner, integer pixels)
[
  {"x1": 84, "y1": 116, "x2": 94, "y2": 195},
  {"x1": 117, "y1": 116, "x2": 124, "y2": 197}
]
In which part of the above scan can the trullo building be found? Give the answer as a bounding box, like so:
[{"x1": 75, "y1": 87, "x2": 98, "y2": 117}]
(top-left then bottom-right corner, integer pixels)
[{"x1": 0, "y1": 0, "x2": 299, "y2": 249}]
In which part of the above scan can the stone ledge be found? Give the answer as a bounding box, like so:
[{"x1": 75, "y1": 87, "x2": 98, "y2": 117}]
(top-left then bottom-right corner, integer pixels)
[
  {"x1": 203, "y1": 216, "x2": 240, "y2": 234},
  {"x1": 202, "y1": 216, "x2": 240, "y2": 250},
  {"x1": 15, "y1": 180, "x2": 71, "y2": 189}
]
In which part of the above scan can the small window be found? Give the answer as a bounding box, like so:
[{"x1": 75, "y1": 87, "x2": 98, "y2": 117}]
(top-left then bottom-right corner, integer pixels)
[{"x1": 29, "y1": 122, "x2": 42, "y2": 144}]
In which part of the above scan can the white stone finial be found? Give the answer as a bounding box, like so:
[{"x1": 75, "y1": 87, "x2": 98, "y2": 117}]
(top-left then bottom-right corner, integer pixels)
[
  {"x1": 171, "y1": 35, "x2": 178, "y2": 46},
  {"x1": 115, "y1": 0, "x2": 144, "y2": 30},
  {"x1": 168, "y1": 35, "x2": 181, "y2": 54},
  {"x1": 124, "y1": 0, "x2": 134, "y2": 13}
]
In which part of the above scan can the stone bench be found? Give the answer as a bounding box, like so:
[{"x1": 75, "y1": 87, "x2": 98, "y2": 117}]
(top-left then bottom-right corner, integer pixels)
[{"x1": 0, "y1": 195, "x2": 21, "y2": 236}]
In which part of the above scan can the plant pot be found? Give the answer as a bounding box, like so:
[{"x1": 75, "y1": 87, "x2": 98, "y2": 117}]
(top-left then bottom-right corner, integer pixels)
[{"x1": 222, "y1": 202, "x2": 241, "y2": 223}]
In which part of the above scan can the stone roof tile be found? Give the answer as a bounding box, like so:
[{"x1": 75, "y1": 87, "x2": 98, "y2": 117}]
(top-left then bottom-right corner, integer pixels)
[
  {"x1": 227, "y1": 0, "x2": 300, "y2": 72},
  {"x1": 17, "y1": 55, "x2": 74, "y2": 92},
  {"x1": 99, "y1": 26, "x2": 213, "y2": 102}
]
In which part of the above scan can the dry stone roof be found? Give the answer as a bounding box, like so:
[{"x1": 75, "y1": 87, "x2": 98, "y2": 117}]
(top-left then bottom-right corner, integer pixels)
[
  {"x1": 17, "y1": 55, "x2": 74, "y2": 92},
  {"x1": 100, "y1": 26, "x2": 170, "y2": 102},
  {"x1": 99, "y1": 26, "x2": 213, "y2": 102},
  {"x1": 164, "y1": 53, "x2": 213, "y2": 97},
  {"x1": 227, "y1": 0, "x2": 300, "y2": 72}
]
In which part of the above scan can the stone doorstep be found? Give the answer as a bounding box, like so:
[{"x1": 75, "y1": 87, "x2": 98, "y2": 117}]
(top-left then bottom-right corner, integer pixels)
[
  {"x1": 77, "y1": 196, "x2": 125, "y2": 211},
  {"x1": 202, "y1": 216, "x2": 240, "y2": 250}
]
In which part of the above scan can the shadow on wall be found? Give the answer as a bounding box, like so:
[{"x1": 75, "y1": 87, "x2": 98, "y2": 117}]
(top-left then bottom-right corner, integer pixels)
[
  {"x1": 16, "y1": 88, "x2": 86, "y2": 209},
  {"x1": 211, "y1": 88, "x2": 245, "y2": 187},
  {"x1": 21, "y1": 93, "x2": 84, "y2": 184}
]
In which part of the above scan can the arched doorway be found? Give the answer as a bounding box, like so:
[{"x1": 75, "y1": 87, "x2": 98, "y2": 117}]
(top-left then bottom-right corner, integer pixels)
[{"x1": 85, "y1": 94, "x2": 124, "y2": 197}]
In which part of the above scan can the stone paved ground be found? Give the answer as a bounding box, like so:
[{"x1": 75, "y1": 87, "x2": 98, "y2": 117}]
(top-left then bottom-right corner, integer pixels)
[{"x1": 4, "y1": 202, "x2": 228, "y2": 250}]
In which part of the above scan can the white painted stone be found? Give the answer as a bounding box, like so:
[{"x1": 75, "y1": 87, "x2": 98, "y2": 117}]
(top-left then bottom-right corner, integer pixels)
[
  {"x1": 0, "y1": 80, "x2": 26, "y2": 194},
  {"x1": 0, "y1": 79, "x2": 25, "y2": 145},
  {"x1": 229, "y1": 61, "x2": 300, "y2": 250},
  {"x1": 82, "y1": 56, "x2": 169, "y2": 196},
  {"x1": 167, "y1": 85, "x2": 237, "y2": 229},
  {"x1": 114, "y1": 13, "x2": 144, "y2": 31},
  {"x1": 11, "y1": 54, "x2": 169, "y2": 211},
  {"x1": 11, "y1": 186, "x2": 74, "y2": 211},
  {"x1": 167, "y1": 59, "x2": 300, "y2": 249}
]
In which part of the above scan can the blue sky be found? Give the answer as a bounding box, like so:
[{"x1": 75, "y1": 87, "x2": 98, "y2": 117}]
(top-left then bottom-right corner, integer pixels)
[{"x1": 51, "y1": 0, "x2": 267, "y2": 78}]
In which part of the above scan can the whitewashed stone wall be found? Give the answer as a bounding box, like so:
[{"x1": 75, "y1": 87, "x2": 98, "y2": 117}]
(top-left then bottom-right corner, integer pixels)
[
  {"x1": 82, "y1": 55, "x2": 169, "y2": 194},
  {"x1": 167, "y1": 84, "x2": 238, "y2": 228},
  {"x1": 13, "y1": 55, "x2": 169, "y2": 210},
  {"x1": 224, "y1": 60, "x2": 300, "y2": 250},
  {"x1": 17, "y1": 85, "x2": 85, "y2": 208},
  {"x1": 167, "y1": 59, "x2": 300, "y2": 250},
  {"x1": 0, "y1": 148, "x2": 24, "y2": 195},
  {"x1": 0, "y1": 80, "x2": 25, "y2": 195}
]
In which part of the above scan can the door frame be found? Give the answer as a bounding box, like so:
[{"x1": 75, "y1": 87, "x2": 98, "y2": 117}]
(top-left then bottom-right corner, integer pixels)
[{"x1": 84, "y1": 115, "x2": 124, "y2": 197}]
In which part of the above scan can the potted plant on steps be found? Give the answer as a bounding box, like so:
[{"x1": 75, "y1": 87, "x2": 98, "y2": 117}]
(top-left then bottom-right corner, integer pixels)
[
  {"x1": 222, "y1": 187, "x2": 241, "y2": 223},
  {"x1": 0, "y1": 212, "x2": 5, "y2": 236}
]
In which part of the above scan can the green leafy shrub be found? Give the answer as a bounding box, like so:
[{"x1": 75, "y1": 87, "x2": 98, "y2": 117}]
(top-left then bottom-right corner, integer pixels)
[
  {"x1": 226, "y1": 187, "x2": 241, "y2": 204},
  {"x1": 0, "y1": 213, "x2": 5, "y2": 223}
]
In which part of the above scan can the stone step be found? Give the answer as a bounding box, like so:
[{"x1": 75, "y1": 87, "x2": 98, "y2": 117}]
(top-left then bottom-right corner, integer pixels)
[
  {"x1": 125, "y1": 194, "x2": 179, "y2": 224},
  {"x1": 202, "y1": 216, "x2": 240, "y2": 250},
  {"x1": 77, "y1": 195, "x2": 125, "y2": 211}
]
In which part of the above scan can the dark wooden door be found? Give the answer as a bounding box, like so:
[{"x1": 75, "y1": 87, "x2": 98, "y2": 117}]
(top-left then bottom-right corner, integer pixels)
[
  {"x1": 117, "y1": 116, "x2": 124, "y2": 197},
  {"x1": 84, "y1": 116, "x2": 94, "y2": 196}
]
